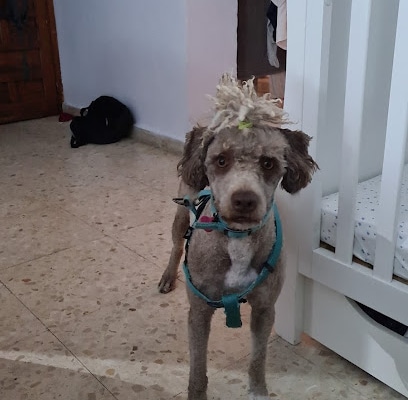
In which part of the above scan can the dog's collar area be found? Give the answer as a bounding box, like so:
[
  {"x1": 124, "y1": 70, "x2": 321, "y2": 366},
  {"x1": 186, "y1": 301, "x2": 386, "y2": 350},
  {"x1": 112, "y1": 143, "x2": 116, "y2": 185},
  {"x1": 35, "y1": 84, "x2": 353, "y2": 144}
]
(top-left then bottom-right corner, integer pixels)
[
  {"x1": 173, "y1": 189, "x2": 274, "y2": 239},
  {"x1": 177, "y1": 189, "x2": 283, "y2": 328}
]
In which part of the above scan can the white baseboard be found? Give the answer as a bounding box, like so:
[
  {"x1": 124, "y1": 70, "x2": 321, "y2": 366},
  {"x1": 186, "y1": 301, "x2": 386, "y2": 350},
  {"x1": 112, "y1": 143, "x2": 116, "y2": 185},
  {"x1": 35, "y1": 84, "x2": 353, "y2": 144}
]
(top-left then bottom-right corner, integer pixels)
[
  {"x1": 132, "y1": 127, "x2": 183, "y2": 155},
  {"x1": 62, "y1": 103, "x2": 81, "y2": 116}
]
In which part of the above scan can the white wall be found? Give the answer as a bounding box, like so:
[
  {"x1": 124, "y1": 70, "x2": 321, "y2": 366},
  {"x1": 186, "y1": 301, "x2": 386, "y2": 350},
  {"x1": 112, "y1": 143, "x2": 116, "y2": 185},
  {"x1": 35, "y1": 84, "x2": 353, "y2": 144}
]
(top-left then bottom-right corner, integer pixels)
[
  {"x1": 53, "y1": 0, "x2": 238, "y2": 141},
  {"x1": 186, "y1": 1, "x2": 237, "y2": 126}
]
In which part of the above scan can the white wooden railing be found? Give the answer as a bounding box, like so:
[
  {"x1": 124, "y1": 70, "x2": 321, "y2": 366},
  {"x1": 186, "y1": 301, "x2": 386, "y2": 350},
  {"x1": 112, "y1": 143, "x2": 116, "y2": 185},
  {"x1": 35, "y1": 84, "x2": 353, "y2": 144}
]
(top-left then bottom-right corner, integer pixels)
[
  {"x1": 335, "y1": 0, "x2": 372, "y2": 265},
  {"x1": 277, "y1": 0, "x2": 408, "y2": 343},
  {"x1": 374, "y1": 0, "x2": 408, "y2": 281},
  {"x1": 335, "y1": 0, "x2": 408, "y2": 283}
]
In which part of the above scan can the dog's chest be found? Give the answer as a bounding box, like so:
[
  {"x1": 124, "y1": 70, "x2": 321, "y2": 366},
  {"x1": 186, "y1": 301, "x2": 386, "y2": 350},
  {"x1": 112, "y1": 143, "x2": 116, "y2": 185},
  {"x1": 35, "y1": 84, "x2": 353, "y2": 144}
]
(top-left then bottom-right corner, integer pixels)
[{"x1": 224, "y1": 237, "x2": 258, "y2": 290}]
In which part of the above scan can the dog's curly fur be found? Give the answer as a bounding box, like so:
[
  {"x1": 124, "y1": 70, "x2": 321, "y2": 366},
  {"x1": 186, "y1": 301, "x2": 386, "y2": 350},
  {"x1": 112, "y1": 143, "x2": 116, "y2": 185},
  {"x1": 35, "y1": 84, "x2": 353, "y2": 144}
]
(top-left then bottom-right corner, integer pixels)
[{"x1": 158, "y1": 75, "x2": 318, "y2": 400}]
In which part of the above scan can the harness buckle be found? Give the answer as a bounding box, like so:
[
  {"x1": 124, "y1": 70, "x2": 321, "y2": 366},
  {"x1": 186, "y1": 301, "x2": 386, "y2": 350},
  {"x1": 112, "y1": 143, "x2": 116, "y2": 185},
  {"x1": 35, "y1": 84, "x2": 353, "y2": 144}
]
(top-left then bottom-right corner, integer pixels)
[
  {"x1": 183, "y1": 227, "x2": 193, "y2": 240},
  {"x1": 223, "y1": 227, "x2": 252, "y2": 238},
  {"x1": 172, "y1": 197, "x2": 186, "y2": 206},
  {"x1": 263, "y1": 262, "x2": 276, "y2": 273}
]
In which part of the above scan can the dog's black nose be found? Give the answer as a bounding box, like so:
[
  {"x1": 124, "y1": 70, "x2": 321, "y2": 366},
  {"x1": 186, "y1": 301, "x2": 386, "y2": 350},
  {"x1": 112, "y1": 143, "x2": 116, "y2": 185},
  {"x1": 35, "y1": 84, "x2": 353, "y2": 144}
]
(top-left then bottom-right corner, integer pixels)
[{"x1": 231, "y1": 190, "x2": 258, "y2": 213}]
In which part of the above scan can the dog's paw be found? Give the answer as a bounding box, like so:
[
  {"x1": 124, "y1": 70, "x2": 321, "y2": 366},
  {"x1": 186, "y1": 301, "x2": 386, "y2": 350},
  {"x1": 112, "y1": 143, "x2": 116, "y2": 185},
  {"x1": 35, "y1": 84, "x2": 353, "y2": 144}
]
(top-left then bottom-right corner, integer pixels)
[{"x1": 158, "y1": 273, "x2": 177, "y2": 294}]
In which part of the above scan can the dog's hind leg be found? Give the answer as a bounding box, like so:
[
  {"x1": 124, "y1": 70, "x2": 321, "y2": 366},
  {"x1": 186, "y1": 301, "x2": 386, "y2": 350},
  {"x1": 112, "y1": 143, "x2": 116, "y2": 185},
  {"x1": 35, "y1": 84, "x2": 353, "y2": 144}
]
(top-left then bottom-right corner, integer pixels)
[
  {"x1": 247, "y1": 304, "x2": 276, "y2": 399},
  {"x1": 187, "y1": 296, "x2": 215, "y2": 400}
]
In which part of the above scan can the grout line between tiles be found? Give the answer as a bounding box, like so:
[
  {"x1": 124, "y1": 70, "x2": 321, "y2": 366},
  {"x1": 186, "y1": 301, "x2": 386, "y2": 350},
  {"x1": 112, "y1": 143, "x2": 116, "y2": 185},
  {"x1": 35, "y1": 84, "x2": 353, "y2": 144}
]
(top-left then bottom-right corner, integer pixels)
[
  {"x1": 55, "y1": 190, "x2": 173, "y2": 258},
  {"x1": 0, "y1": 240, "x2": 97, "y2": 273},
  {"x1": 0, "y1": 283, "x2": 120, "y2": 400},
  {"x1": 172, "y1": 391, "x2": 186, "y2": 398}
]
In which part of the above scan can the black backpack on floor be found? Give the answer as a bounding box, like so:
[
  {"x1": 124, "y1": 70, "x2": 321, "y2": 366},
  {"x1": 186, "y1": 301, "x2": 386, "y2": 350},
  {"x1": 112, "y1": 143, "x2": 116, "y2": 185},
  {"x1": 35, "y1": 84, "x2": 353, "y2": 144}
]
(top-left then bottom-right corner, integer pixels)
[{"x1": 70, "y1": 96, "x2": 134, "y2": 148}]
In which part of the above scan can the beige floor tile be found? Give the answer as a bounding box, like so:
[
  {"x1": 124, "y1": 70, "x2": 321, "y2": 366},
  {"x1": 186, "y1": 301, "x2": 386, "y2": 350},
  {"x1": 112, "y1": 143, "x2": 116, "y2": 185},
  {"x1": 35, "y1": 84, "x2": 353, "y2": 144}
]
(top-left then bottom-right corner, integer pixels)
[
  {"x1": 115, "y1": 219, "x2": 175, "y2": 268},
  {"x1": 0, "y1": 241, "x2": 261, "y2": 398},
  {"x1": 47, "y1": 285, "x2": 191, "y2": 396},
  {"x1": 0, "y1": 284, "x2": 46, "y2": 348},
  {"x1": 0, "y1": 238, "x2": 158, "y2": 325},
  {"x1": 55, "y1": 297, "x2": 262, "y2": 399},
  {"x1": 0, "y1": 156, "x2": 64, "y2": 215},
  {"x1": 130, "y1": 153, "x2": 180, "y2": 195},
  {"x1": 0, "y1": 118, "x2": 71, "y2": 159},
  {"x1": 173, "y1": 337, "x2": 371, "y2": 400},
  {"x1": 0, "y1": 206, "x2": 103, "y2": 270},
  {"x1": 48, "y1": 142, "x2": 165, "y2": 190},
  {"x1": 0, "y1": 357, "x2": 114, "y2": 400},
  {"x1": 55, "y1": 185, "x2": 176, "y2": 237},
  {"x1": 292, "y1": 334, "x2": 407, "y2": 400},
  {"x1": 98, "y1": 374, "x2": 182, "y2": 400},
  {"x1": 0, "y1": 193, "x2": 50, "y2": 219},
  {"x1": 113, "y1": 203, "x2": 190, "y2": 290},
  {"x1": 0, "y1": 285, "x2": 111, "y2": 400},
  {"x1": 47, "y1": 135, "x2": 179, "y2": 195}
]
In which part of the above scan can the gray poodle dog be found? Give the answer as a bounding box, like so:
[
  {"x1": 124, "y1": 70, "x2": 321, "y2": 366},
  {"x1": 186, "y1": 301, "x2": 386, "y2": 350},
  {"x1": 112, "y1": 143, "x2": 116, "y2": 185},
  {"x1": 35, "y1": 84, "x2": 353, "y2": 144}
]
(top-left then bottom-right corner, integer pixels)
[{"x1": 158, "y1": 75, "x2": 318, "y2": 400}]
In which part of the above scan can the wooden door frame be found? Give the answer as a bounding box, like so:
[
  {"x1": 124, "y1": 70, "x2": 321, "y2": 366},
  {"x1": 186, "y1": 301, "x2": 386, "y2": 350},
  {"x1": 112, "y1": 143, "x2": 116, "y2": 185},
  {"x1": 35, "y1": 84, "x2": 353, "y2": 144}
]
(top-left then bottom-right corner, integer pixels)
[{"x1": 45, "y1": 0, "x2": 63, "y2": 109}]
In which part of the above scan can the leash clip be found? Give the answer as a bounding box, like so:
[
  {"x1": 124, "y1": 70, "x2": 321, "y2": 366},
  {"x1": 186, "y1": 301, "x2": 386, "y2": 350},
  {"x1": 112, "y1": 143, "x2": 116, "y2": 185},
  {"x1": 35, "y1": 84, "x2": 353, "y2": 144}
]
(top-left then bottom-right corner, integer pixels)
[
  {"x1": 183, "y1": 227, "x2": 194, "y2": 240},
  {"x1": 172, "y1": 197, "x2": 186, "y2": 206}
]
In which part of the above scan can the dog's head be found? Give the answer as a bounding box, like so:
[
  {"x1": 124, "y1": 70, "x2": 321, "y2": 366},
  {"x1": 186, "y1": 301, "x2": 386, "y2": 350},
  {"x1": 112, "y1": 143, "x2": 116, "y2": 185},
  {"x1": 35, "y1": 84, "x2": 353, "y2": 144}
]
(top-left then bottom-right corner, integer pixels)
[
  {"x1": 179, "y1": 126, "x2": 318, "y2": 229},
  {"x1": 178, "y1": 74, "x2": 318, "y2": 228}
]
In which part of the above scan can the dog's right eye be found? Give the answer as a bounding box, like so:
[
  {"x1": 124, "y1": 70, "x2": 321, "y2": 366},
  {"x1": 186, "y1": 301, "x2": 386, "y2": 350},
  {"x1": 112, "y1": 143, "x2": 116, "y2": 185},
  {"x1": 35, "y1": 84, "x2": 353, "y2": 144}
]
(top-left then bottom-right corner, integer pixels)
[
  {"x1": 217, "y1": 155, "x2": 227, "y2": 168},
  {"x1": 260, "y1": 156, "x2": 275, "y2": 170}
]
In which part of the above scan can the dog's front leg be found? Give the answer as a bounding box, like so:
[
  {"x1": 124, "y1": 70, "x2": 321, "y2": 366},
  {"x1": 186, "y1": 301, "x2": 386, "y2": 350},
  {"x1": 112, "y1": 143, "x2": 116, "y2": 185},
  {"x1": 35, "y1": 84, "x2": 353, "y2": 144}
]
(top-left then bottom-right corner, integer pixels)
[
  {"x1": 187, "y1": 296, "x2": 215, "y2": 400},
  {"x1": 248, "y1": 305, "x2": 275, "y2": 400},
  {"x1": 158, "y1": 203, "x2": 190, "y2": 293}
]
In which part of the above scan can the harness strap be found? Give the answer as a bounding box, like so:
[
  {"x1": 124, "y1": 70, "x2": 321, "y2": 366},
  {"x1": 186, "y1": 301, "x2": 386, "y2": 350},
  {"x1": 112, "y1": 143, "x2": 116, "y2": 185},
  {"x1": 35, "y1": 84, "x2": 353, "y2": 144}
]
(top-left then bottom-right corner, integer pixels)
[
  {"x1": 180, "y1": 190, "x2": 283, "y2": 328},
  {"x1": 223, "y1": 294, "x2": 242, "y2": 328}
]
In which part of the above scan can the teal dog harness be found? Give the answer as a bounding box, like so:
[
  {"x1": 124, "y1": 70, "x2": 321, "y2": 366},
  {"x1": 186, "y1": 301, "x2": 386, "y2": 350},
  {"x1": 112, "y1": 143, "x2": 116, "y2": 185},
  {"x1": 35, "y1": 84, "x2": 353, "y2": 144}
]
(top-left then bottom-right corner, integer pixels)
[{"x1": 175, "y1": 189, "x2": 283, "y2": 328}]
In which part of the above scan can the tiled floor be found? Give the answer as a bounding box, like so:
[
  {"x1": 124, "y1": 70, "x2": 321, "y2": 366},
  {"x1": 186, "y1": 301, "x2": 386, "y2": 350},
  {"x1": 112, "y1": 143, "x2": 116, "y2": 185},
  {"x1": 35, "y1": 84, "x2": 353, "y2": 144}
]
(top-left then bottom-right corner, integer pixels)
[{"x1": 0, "y1": 117, "x2": 405, "y2": 400}]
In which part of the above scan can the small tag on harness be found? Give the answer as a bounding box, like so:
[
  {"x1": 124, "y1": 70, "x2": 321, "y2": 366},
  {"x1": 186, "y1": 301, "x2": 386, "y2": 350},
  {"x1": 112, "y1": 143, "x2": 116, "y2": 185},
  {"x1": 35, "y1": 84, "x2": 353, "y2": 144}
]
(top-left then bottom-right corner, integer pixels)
[
  {"x1": 222, "y1": 294, "x2": 242, "y2": 328},
  {"x1": 198, "y1": 215, "x2": 214, "y2": 232}
]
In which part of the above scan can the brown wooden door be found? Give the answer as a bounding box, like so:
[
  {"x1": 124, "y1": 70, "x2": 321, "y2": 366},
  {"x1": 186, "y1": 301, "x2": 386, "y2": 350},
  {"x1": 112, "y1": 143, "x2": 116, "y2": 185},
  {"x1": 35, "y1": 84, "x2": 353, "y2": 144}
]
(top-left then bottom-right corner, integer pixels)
[{"x1": 0, "y1": 0, "x2": 62, "y2": 124}]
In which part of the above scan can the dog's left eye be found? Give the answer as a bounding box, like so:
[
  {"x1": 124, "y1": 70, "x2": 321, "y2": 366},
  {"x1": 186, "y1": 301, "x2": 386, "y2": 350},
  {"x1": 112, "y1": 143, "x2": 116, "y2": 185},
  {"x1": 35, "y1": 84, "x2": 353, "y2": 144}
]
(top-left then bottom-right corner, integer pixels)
[
  {"x1": 217, "y1": 155, "x2": 227, "y2": 167},
  {"x1": 260, "y1": 157, "x2": 274, "y2": 170}
]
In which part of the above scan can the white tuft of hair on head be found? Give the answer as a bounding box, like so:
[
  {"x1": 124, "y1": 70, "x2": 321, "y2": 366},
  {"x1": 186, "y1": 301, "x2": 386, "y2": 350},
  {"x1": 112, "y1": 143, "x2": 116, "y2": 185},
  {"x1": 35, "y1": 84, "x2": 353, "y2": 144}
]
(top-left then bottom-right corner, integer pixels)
[{"x1": 207, "y1": 73, "x2": 289, "y2": 134}]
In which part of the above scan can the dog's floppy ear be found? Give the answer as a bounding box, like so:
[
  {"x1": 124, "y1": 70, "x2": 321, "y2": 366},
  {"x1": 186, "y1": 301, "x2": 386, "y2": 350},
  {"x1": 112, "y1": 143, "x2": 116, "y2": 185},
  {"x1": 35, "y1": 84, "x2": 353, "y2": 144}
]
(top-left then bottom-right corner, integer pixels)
[
  {"x1": 177, "y1": 126, "x2": 212, "y2": 190},
  {"x1": 280, "y1": 129, "x2": 319, "y2": 194}
]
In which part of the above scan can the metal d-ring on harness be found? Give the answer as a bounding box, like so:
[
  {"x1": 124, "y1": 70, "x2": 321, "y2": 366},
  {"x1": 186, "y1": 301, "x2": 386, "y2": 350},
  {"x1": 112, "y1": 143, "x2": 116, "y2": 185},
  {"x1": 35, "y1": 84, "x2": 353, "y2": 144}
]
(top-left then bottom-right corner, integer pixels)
[{"x1": 174, "y1": 189, "x2": 283, "y2": 328}]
